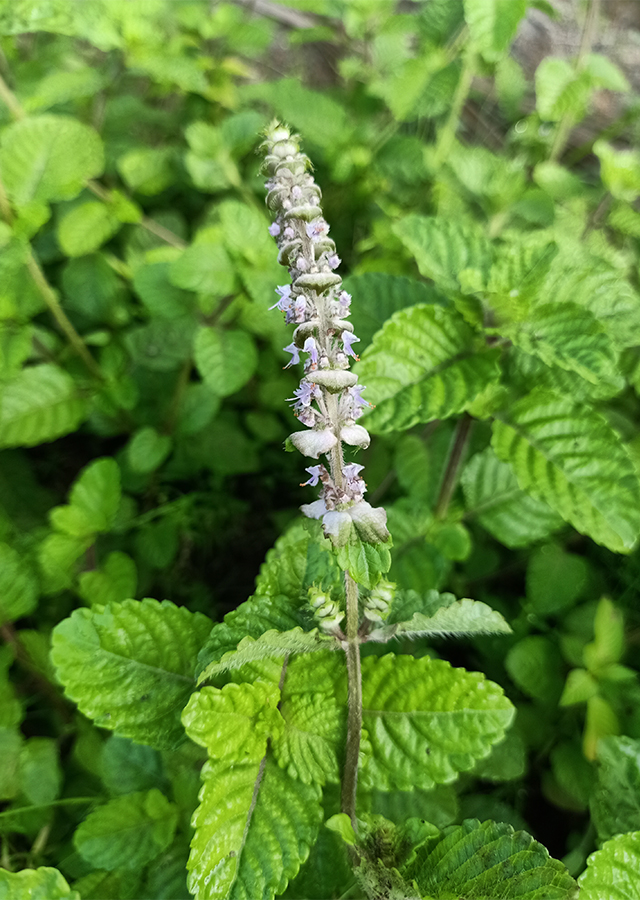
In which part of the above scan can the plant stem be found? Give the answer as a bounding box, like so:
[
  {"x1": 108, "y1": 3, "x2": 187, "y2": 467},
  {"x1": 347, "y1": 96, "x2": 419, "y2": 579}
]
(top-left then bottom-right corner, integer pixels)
[
  {"x1": 0, "y1": 797, "x2": 98, "y2": 820},
  {"x1": 341, "y1": 571, "x2": 362, "y2": 832},
  {"x1": 550, "y1": 0, "x2": 601, "y2": 162},
  {"x1": 435, "y1": 412, "x2": 473, "y2": 519},
  {"x1": 434, "y1": 44, "x2": 476, "y2": 168}
]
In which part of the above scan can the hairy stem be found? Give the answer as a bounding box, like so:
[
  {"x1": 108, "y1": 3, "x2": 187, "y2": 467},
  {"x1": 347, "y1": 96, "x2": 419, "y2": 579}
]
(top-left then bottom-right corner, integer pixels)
[
  {"x1": 341, "y1": 571, "x2": 362, "y2": 831},
  {"x1": 435, "y1": 412, "x2": 473, "y2": 519}
]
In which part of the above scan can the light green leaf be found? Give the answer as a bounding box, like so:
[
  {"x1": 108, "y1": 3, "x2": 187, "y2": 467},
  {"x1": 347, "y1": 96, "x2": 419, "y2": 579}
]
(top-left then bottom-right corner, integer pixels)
[
  {"x1": 585, "y1": 53, "x2": 630, "y2": 93},
  {"x1": 57, "y1": 201, "x2": 119, "y2": 257},
  {"x1": 0, "y1": 866, "x2": 80, "y2": 900},
  {"x1": 19, "y1": 737, "x2": 61, "y2": 805},
  {"x1": 194, "y1": 326, "x2": 258, "y2": 398},
  {"x1": 388, "y1": 598, "x2": 511, "y2": 640},
  {"x1": 117, "y1": 147, "x2": 173, "y2": 195},
  {"x1": 197, "y1": 628, "x2": 337, "y2": 684},
  {"x1": 78, "y1": 551, "x2": 137, "y2": 607},
  {"x1": 74, "y1": 789, "x2": 178, "y2": 871},
  {"x1": 579, "y1": 831, "x2": 640, "y2": 900},
  {"x1": 462, "y1": 447, "x2": 564, "y2": 548},
  {"x1": 50, "y1": 457, "x2": 120, "y2": 537},
  {"x1": 0, "y1": 542, "x2": 39, "y2": 624},
  {"x1": 590, "y1": 736, "x2": 640, "y2": 843},
  {"x1": 506, "y1": 636, "x2": 564, "y2": 703},
  {"x1": 404, "y1": 818, "x2": 578, "y2": 899},
  {"x1": 335, "y1": 537, "x2": 392, "y2": 591},
  {"x1": 508, "y1": 345, "x2": 623, "y2": 402},
  {"x1": 500, "y1": 302, "x2": 622, "y2": 386},
  {"x1": 127, "y1": 426, "x2": 172, "y2": 474},
  {"x1": 492, "y1": 389, "x2": 640, "y2": 552},
  {"x1": 38, "y1": 532, "x2": 92, "y2": 594},
  {"x1": 363, "y1": 783, "x2": 459, "y2": 829},
  {"x1": 526, "y1": 543, "x2": 588, "y2": 616},
  {"x1": 23, "y1": 67, "x2": 106, "y2": 113},
  {"x1": 360, "y1": 653, "x2": 514, "y2": 791},
  {"x1": 218, "y1": 199, "x2": 275, "y2": 267},
  {"x1": 0, "y1": 364, "x2": 86, "y2": 448},
  {"x1": 170, "y1": 232, "x2": 236, "y2": 296},
  {"x1": 188, "y1": 755, "x2": 321, "y2": 900},
  {"x1": 536, "y1": 58, "x2": 591, "y2": 122},
  {"x1": 0, "y1": 114, "x2": 104, "y2": 206},
  {"x1": 594, "y1": 139, "x2": 640, "y2": 203},
  {"x1": 356, "y1": 304, "x2": 500, "y2": 434},
  {"x1": 132, "y1": 260, "x2": 193, "y2": 319},
  {"x1": 464, "y1": 0, "x2": 527, "y2": 60},
  {"x1": 392, "y1": 215, "x2": 492, "y2": 294},
  {"x1": 51, "y1": 599, "x2": 213, "y2": 749},
  {"x1": 0, "y1": 727, "x2": 23, "y2": 799}
]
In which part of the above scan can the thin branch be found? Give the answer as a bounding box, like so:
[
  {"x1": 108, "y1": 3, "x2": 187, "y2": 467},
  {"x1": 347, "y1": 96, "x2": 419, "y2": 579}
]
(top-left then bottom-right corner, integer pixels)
[
  {"x1": 341, "y1": 571, "x2": 362, "y2": 833},
  {"x1": 435, "y1": 413, "x2": 473, "y2": 519}
]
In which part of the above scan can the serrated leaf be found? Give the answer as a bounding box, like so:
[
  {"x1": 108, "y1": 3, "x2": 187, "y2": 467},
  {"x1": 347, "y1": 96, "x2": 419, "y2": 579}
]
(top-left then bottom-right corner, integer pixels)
[
  {"x1": 389, "y1": 598, "x2": 511, "y2": 640},
  {"x1": 101, "y1": 736, "x2": 164, "y2": 796},
  {"x1": 50, "y1": 457, "x2": 121, "y2": 536},
  {"x1": 462, "y1": 447, "x2": 564, "y2": 548},
  {"x1": 124, "y1": 317, "x2": 195, "y2": 371},
  {"x1": 132, "y1": 260, "x2": 192, "y2": 319},
  {"x1": 0, "y1": 364, "x2": 86, "y2": 448},
  {"x1": 536, "y1": 58, "x2": 590, "y2": 122},
  {"x1": 78, "y1": 551, "x2": 137, "y2": 607},
  {"x1": 360, "y1": 653, "x2": 514, "y2": 791},
  {"x1": 197, "y1": 628, "x2": 337, "y2": 684},
  {"x1": 579, "y1": 831, "x2": 640, "y2": 900},
  {"x1": 170, "y1": 232, "x2": 236, "y2": 296},
  {"x1": 0, "y1": 866, "x2": 80, "y2": 900},
  {"x1": 335, "y1": 538, "x2": 391, "y2": 590},
  {"x1": 464, "y1": 0, "x2": 527, "y2": 60},
  {"x1": 194, "y1": 326, "x2": 258, "y2": 398},
  {"x1": 591, "y1": 736, "x2": 640, "y2": 843},
  {"x1": 500, "y1": 302, "x2": 622, "y2": 386},
  {"x1": 356, "y1": 304, "x2": 500, "y2": 434},
  {"x1": 343, "y1": 273, "x2": 445, "y2": 350},
  {"x1": 51, "y1": 599, "x2": 212, "y2": 749},
  {"x1": 74, "y1": 789, "x2": 178, "y2": 871},
  {"x1": 492, "y1": 389, "x2": 640, "y2": 552},
  {"x1": 0, "y1": 114, "x2": 103, "y2": 206},
  {"x1": 507, "y1": 345, "x2": 623, "y2": 402},
  {"x1": 392, "y1": 215, "x2": 492, "y2": 295},
  {"x1": 0, "y1": 542, "x2": 39, "y2": 623},
  {"x1": 404, "y1": 818, "x2": 578, "y2": 899},
  {"x1": 57, "y1": 201, "x2": 120, "y2": 257}
]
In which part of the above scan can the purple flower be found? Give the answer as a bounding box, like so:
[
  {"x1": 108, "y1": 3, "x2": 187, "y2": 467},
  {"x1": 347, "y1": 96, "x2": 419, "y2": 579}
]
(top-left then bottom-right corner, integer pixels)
[
  {"x1": 284, "y1": 226, "x2": 295, "y2": 239},
  {"x1": 337, "y1": 290, "x2": 351, "y2": 317},
  {"x1": 302, "y1": 465, "x2": 323, "y2": 487},
  {"x1": 328, "y1": 254, "x2": 341, "y2": 270},
  {"x1": 283, "y1": 343, "x2": 301, "y2": 368},
  {"x1": 349, "y1": 384, "x2": 369, "y2": 410},
  {"x1": 303, "y1": 337, "x2": 318, "y2": 368},
  {"x1": 268, "y1": 222, "x2": 281, "y2": 237},
  {"x1": 293, "y1": 296, "x2": 307, "y2": 322},
  {"x1": 269, "y1": 284, "x2": 292, "y2": 311},
  {"x1": 306, "y1": 220, "x2": 329, "y2": 241},
  {"x1": 296, "y1": 257, "x2": 308, "y2": 271},
  {"x1": 342, "y1": 331, "x2": 360, "y2": 358},
  {"x1": 343, "y1": 463, "x2": 365, "y2": 481},
  {"x1": 292, "y1": 185, "x2": 303, "y2": 200},
  {"x1": 288, "y1": 382, "x2": 320, "y2": 411}
]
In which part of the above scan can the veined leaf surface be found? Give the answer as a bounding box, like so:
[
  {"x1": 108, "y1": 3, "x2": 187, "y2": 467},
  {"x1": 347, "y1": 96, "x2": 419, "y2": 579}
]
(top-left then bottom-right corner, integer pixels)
[
  {"x1": 0, "y1": 365, "x2": 86, "y2": 448},
  {"x1": 579, "y1": 831, "x2": 640, "y2": 900}
]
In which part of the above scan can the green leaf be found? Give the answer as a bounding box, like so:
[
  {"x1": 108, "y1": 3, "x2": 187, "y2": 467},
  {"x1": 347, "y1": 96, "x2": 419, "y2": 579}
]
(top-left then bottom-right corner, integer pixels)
[
  {"x1": 170, "y1": 231, "x2": 236, "y2": 296},
  {"x1": 0, "y1": 726, "x2": 23, "y2": 799},
  {"x1": 579, "y1": 831, "x2": 640, "y2": 900},
  {"x1": 492, "y1": 389, "x2": 640, "y2": 552},
  {"x1": 50, "y1": 457, "x2": 121, "y2": 536},
  {"x1": 197, "y1": 628, "x2": 337, "y2": 684},
  {"x1": 183, "y1": 683, "x2": 322, "y2": 900},
  {"x1": 343, "y1": 273, "x2": 445, "y2": 350},
  {"x1": 363, "y1": 784, "x2": 459, "y2": 829},
  {"x1": 282, "y1": 822, "x2": 355, "y2": 900},
  {"x1": 127, "y1": 426, "x2": 172, "y2": 474},
  {"x1": 404, "y1": 819, "x2": 578, "y2": 899},
  {"x1": 132, "y1": 260, "x2": 193, "y2": 319},
  {"x1": 590, "y1": 736, "x2": 640, "y2": 843},
  {"x1": 464, "y1": 0, "x2": 527, "y2": 60},
  {"x1": 57, "y1": 201, "x2": 120, "y2": 257},
  {"x1": 508, "y1": 346, "x2": 623, "y2": 402},
  {"x1": 0, "y1": 114, "x2": 104, "y2": 206},
  {"x1": 73, "y1": 789, "x2": 178, "y2": 871},
  {"x1": 194, "y1": 326, "x2": 258, "y2": 397},
  {"x1": 51, "y1": 599, "x2": 212, "y2": 749},
  {"x1": 0, "y1": 364, "x2": 86, "y2": 448},
  {"x1": 393, "y1": 215, "x2": 492, "y2": 295},
  {"x1": 78, "y1": 551, "x2": 137, "y2": 607},
  {"x1": 594, "y1": 139, "x2": 640, "y2": 202},
  {"x1": 506, "y1": 636, "x2": 564, "y2": 703},
  {"x1": 335, "y1": 537, "x2": 392, "y2": 590},
  {"x1": 117, "y1": 147, "x2": 173, "y2": 195},
  {"x1": 462, "y1": 447, "x2": 564, "y2": 548},
  {"x1": 23, "y1": 66, "x2": 107, "y2": 113},
  {"x1": 360, "y1": 653, "x2": 514, "y2": 791},
  {"x1": 499, "y1": 302, "x2": 622, "y2": 386},
  {"x1": 38, "y1": 532, "x2": 92, "y2": 594},
  {"x1": 19, "y1": 737, "x2": 61, "y2": 805},
  {"x1": 124, "y1": 317, "x2": 195, "y2": 371},
  {"x1": 356, "y1": 304, "x2": 500, "y2": 434},
  {"x1": 0, "y1": 542, "x2": 39, "y2": 624},
  {"x1": 526, "y1": 543, "x2": 588, "y2": 616},
  {"x1": 101, "y1": 735, "x2": 164, "y2": 796},
  {"x1": 387, "y1": 598, "x2": 511, "y2": 640},
  {"x1": 0, "y1": 867, "x2": 80, "y2": 900},
  {"x1": 585, "y1": 53, "x2": 630, "y2": 92},
  {"x1": 536, "y1": 58, "x2": 591, "y2": 122}
]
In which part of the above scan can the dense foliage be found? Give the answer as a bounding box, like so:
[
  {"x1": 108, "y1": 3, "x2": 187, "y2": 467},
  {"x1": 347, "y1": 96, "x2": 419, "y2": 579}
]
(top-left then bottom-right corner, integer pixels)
[{"x1": 2, "y1": 1, "x2": 640, "y2": 898}]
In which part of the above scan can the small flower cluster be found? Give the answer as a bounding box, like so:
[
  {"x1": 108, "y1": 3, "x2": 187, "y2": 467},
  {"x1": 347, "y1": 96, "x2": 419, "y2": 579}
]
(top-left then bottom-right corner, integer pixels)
[
  {"x1": 308, "y1": 587, "x2": 344, "y2": 635},
  {"x1": 262, "y1": 122, "x2": 389, "y2": 548}
]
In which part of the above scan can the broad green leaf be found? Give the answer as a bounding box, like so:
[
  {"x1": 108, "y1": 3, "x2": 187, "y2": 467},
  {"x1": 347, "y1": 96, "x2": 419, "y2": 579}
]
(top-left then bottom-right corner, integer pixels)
[
  {"x1": 472, "y1": 728, "x2": 527, "y2": 782},
  {"x1": 117, "y1": 147, "x2": 174, "y2": 195},
  {"x1": 508, "y1": 345, "x2": 623, "y2": 402},
  {"x1": 57, "y1": 201, "x2": 120, "y2": 257},
  {"x1": 127, "y1": 426, "x2": 172, "y2": 474},
  {"x1": 23, "y1": 67, "x2": 106, "y2": 113},
  {"x1": 170, "y1": 233, "x2": 236, "y2": 297},
  {"x1": 499, "y1": 302, "x2": 622, "y2": 386},
  {"x1": 0, "y1": 866, "x2": 80, "y2": 900},
  {"x1": 360, "y1": 653, "x2": 514, "y2": 791},
  {"x1": 19, "y1": 737, "x2": 61, "y2": 805},
  {"x1": 404, "y1": 819, "x2": 578, "y2": 899},
  {"x1": 0, "y1": 114, "x2": 104, "y2": 206},
  {"x1": 579, "y1": 831, "x2": 640, "y2": 900},
  {"x1": 197, "y1": 628, "x2": 337, "y2": 684},
  {"x1": 218, "y1": 200, "x2": 275, "y2": 267},
  {"x1": 464, "y1": 0, "x2": 527, "y2": 60},
  {"x1": 356, "y1": 304, "x2": 500, "y2": 433},
  {"x1": 0, "y1": 649, "x2": 22, "y2": 728},
  {"x1": 506, "y1": 636, "x2": 564, "y2": 704},
  {"x1": 73, "y1": 789, "x2": 178, "y2": 871},
  {"x1": 0, "y1": 542, "x2": 39, "y2": 623},
  {"x1": 363, "y1": 784, "x2": 459, "y2": 829},
  {"x1": 61, "y1": 253, "x2": 127, "y2": 325},
  {"x1": 133, "y1": 260, "x2": 193, "y2": 319},
  {"x1": 50, "y1": 457, "x2": 120, "y2": 536},
  {"x1": 590, "y1": 736, "x2": 640, "y2": 842},
  {"x1": 536, "y1": 58, "x2": 591, "y2": 122},
  {"x1": 51, "y1": 599, "x2": 212, "y2": 749},
  {"x1": 255, "y1": 520, "x2": 340, "y2": 601},
  {"x1": 462, "y1": 447, "x2": 564, "y2": 548},
  {"x1": 335, "y1": 537, "x2": 392, "y2": 590},
  {"x1": 387, "y1": 598, "x2": 511, "y2": 640},
  {"x1": 78, "y1": 551, "x2": 137, "y2": 607},
  {"x1": 194, "y1": 326, "x2": 258, "y2": 397},
  {"x1": 0, "y1": 727, "x2": 23, "y2": 799},
  {"x1": 526, "y1": 543, "x2": 588, "y2": 615},
  {"x1": 0, "y1": 364, "x2": 86, "y2": 448},
  {"x1": 124, "y1": 316, "x2": 195, "y2": 371},
  {"x1": 101, "y1": 736, "x2": 164, "y2": 796},
  {"x1": 594, "y1": 139, "x2": 640, "y2": 202},
  {"x1": 393, "y1": 215, "x2": 492, "y2": 295},
  {"x1": 584, "y1": 53, "x2": 630, "y2": 93},
  {"x1": 492, "y1": 389, "x2": 640, "y2": 552},
  {"x1": 343, "y1": 273, "x2": 445, "y2": 349}
]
